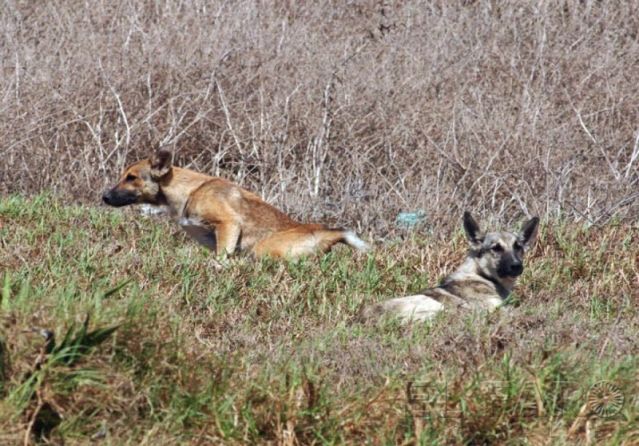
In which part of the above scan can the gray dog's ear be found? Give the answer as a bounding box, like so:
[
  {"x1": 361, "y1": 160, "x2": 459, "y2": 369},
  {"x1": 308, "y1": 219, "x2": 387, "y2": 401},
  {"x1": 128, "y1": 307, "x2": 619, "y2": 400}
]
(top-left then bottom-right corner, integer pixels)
[
  {"x1": 463, "y1": 211, "x2": 483, "y2": 246},
  {"x1": 520, "y1": 217, "x2": 539, "y2": 248},
  {"x1": 150, "y1": 149, "x2": 172, "y2": 180}
]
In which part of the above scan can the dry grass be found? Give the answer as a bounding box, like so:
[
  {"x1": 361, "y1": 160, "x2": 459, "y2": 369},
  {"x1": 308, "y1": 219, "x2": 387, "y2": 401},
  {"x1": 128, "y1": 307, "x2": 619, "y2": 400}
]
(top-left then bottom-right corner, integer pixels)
[
  {"x1": 1, "y1": 195, "x2": 638, "y2": 444},
  {"x1": 2, "y1": 2, "x2": 639, "y2": 444},
  {"x1": 1, "y1": 1, "x2": 638, "y2": 232}
]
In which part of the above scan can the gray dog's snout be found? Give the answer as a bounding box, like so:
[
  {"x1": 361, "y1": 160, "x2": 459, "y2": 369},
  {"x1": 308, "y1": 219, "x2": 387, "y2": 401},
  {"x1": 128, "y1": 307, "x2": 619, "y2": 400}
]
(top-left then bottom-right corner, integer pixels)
[{"x1": 509, "y1": 263, "x2": 523, "y2": 276}]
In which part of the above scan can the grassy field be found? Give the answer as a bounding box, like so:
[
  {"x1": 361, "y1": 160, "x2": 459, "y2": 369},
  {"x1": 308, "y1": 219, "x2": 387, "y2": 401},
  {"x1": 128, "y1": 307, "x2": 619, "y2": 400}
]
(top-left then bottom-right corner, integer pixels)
[
  {"x1": 2, "y1": 1, "x2": 638, "y2": 444},
  {"x1": 0, "y1": 194, "x2": 637, "y2": 444}
]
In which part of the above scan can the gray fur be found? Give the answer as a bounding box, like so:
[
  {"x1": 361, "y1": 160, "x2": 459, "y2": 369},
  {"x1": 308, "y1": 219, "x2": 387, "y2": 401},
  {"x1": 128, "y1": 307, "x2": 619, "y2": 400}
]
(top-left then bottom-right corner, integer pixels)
[{"x1": 361, "y1": 212, "x2": 539, "y2": 324}]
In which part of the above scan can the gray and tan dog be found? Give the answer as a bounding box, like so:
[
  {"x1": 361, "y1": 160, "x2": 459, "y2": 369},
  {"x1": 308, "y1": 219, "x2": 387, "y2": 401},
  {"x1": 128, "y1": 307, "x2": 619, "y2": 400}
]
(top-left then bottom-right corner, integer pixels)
[{"x1": 361, "y1": 212, "x2": 539, "y2": 323}]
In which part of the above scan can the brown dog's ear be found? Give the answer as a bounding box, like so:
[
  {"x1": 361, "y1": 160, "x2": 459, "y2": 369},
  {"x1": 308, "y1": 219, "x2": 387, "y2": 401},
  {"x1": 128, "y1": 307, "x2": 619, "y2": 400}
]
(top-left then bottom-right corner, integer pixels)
[
  {"x1": 520, "y1": 217, "x2": 540, "y2": 249},
  {"x1": 463, "y1": 211, "x2": 483, "y2": 246},
  {"x1": 150, "y1": 149, "x2": 172, "y2": 180}
]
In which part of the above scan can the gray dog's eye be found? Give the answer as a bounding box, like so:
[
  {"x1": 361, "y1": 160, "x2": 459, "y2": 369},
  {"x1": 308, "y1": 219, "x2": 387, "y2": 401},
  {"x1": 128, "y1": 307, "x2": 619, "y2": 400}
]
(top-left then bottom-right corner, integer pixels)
[
  {"x1": 491, "y1": 244, "x2": 503, "y2": 253},
  {"x1": 514, "y1": 241, "x2": 523, "y2": 250}
]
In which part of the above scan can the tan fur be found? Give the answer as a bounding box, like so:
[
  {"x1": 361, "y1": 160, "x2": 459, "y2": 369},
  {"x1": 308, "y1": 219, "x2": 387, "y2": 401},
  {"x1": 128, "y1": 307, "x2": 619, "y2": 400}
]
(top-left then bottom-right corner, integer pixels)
[
  {"x1": 361, "y1": 212, "x2": 539, "y2": 324},
  {"x1": 102, "y1": 150, "x2": 369, "y2": 258}
]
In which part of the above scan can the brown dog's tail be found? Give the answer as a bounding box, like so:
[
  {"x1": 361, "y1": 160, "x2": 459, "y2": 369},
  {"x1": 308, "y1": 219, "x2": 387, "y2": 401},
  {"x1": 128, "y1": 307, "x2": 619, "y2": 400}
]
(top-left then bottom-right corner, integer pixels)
[
  {"x1": 252, "y1": 226, "x2": 369, "y2": 258},
  {"x1": 314, "y1": 228, "x2": 370, "y2": 252},
  {"x1": 339, "y1": 230, "x2": 370, "y2": 252}
]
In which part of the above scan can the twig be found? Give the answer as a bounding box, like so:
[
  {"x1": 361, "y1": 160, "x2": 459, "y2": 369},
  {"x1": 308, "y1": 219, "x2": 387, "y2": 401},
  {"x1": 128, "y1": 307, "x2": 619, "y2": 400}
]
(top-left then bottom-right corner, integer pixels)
[
  {"x1": 215, "y1": 78, "x2": 244, "y2": 156},
  {"x1": 625, "y1": 131, "x2": 639, "y2": 179},
  {"x1": 567, "y1": 402, "x2": 590, "y2": 438},
  {"x1": 23, "y1": 392, "x2": 44, "y2": 446},
  {"x1": 23, "y1": 328, "x2": 55, "y2": 446},
  {"x1": 571, "y1": 104, "x2": 620, "y2": 180}
]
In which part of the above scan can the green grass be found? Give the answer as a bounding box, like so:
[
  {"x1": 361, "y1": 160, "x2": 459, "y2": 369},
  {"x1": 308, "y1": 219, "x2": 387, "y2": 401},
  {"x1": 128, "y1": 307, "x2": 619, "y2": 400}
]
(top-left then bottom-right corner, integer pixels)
[{"x1": 1, "y1": 194, "x2": 637, "y2": 444}]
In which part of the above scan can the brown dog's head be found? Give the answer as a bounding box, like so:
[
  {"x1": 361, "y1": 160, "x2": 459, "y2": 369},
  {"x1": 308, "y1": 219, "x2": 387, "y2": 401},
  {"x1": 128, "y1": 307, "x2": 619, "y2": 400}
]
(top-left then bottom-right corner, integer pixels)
[{"x1": 102, "y1": 150, "x2": 172, "y2": 207}]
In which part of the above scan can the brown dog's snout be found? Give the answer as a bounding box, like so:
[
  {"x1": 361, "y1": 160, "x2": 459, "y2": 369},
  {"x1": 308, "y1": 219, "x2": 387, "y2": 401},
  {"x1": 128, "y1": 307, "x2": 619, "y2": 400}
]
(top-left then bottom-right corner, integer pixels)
[
  {"x1": 101, "y1": 188, "x2": 138, "y2": 207},
  {"x1": 102, "y1": 190, "x2": 113, "y2": 204}
]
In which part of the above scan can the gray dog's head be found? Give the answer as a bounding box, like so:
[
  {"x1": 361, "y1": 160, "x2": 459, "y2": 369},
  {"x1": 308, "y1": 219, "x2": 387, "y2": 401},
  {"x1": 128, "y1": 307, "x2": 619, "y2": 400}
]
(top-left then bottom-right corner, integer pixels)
[{"x1": 462, "y1": 212, "x2": 539, "y2": 286}]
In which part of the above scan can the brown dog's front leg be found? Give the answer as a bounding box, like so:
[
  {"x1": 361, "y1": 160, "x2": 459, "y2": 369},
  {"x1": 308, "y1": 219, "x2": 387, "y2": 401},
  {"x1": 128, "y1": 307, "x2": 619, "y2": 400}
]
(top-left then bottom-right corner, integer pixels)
[{"x1": 215, "y1": 222, "x2": 241, "y2": 256}]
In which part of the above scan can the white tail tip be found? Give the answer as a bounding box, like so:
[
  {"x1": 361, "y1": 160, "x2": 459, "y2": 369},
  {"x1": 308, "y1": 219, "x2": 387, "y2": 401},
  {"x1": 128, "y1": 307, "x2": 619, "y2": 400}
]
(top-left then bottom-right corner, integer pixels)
[{"x1": 343, "y1": 231, "x2": 370, "y2": 252}]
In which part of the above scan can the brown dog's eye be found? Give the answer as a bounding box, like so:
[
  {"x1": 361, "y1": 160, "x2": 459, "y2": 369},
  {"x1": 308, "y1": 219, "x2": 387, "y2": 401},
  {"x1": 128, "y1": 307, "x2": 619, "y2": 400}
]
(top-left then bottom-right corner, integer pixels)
[
  {"x1": 126, "y1": 174, "x2": 137, "y2": 182},
  {"x1": 491, "y1": 244, "x2": 504, "y2": 253}
]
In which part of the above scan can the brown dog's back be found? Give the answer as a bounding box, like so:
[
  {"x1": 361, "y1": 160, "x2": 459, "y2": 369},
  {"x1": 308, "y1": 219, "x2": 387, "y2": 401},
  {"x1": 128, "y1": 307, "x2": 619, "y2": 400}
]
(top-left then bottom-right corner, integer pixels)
[{"x1": 103, "y1": 151, "x2": 369, "y2": 258}]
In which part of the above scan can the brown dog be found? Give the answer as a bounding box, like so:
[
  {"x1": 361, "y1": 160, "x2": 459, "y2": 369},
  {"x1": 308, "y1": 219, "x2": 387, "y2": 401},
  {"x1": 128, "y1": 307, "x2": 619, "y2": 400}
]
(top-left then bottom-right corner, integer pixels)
[{"x1": 102, "y1": 150, "x2": 369, "y2": 258}]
